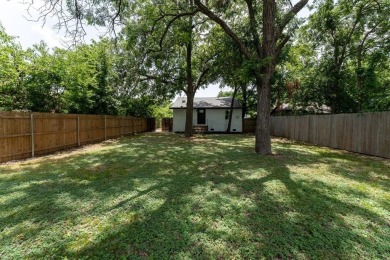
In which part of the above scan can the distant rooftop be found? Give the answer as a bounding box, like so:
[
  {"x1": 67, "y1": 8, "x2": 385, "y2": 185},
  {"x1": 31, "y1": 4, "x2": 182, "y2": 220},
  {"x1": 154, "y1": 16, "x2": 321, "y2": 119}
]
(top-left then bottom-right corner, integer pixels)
[{"x1": 170, "y1": 97, "x2": 242, "y2": 109}]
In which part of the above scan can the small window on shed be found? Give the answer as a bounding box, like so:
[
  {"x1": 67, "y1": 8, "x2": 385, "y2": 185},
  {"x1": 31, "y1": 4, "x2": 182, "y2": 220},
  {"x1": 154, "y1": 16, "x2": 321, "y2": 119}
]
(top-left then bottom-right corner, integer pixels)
[{"x1": 225, "y1": 110, "x2": 229, "y2": 120}]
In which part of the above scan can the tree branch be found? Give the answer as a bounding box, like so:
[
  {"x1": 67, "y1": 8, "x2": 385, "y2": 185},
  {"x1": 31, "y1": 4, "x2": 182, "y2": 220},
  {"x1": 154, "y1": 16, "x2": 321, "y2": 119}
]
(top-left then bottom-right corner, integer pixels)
[
  {"x1": 195, "y1": 67, "x2": 210, "y2": 90},
  {"x1": 339, "y1": 6, "x2": 363, "y2": 67},
  {"x1": 158, "y1": 9, "x2": 200, "y2": 50},
  {"x1": 275, "y1": 0, "x2": 309, "y2": 40},
  {"x1": 138, "y1": 74, "x2": 176, "y2": 85},
  {"x1": 245, "y1": 0, "x2": 262, "y2": 57},
  {"x1": 194, "y1": 0, "x2": 253, "y2": 60},
  {"x1": 275, "y1": 34, "x2": 291, "y2": 59}
]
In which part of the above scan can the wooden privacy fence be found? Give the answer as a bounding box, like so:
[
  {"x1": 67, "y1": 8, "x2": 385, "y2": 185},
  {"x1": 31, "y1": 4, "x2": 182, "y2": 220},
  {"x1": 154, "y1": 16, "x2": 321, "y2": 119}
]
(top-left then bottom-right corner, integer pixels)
[
  {"x1": 270, "y1": 112, "x2": 390, "y2": 158},
  {"x1": 243, "y1": 118, "x2": 256, "y2": 133},
  {"x1": 162, "y1": 118, "x2": 173, "y2": 132},
  {"x1": 0, "y1": 111, "x2": 155, "y2": 163}
]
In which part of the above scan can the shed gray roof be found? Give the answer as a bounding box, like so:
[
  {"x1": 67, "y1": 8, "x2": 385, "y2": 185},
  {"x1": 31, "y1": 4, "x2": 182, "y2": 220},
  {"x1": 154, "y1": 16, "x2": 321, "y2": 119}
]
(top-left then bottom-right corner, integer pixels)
[{"x1": 171, "y1": 97, "x2": 242, "y2": 109}]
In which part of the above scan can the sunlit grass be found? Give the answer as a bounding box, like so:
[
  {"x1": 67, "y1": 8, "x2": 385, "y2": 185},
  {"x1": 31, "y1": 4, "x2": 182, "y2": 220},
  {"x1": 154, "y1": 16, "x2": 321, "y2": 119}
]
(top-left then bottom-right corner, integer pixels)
[{"x1": 0, "y1": 133, "x2": 389, "y2": 259}]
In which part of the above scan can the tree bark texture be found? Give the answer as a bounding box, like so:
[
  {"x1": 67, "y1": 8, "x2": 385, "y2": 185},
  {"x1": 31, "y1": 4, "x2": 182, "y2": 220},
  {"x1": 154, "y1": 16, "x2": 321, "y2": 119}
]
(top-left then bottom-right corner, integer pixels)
[
  {"x1": 184, "y1": 2, "x2": 194, "y2": 138},
  {"x1": 255, "y1": 0, "x2": 275, "y2": 155},
  {"x1": 184, "y1": 40, "x2": 194, "y2": 137},
  {"x1": 242, "y1": 85, "x2": 247, "y2": 118},
  {"x1": 357, "y1": 45, "x2": 364, "y2": 112},
  {"x1": 226, "y1": 86, "x2": 238, "y2": 133}
]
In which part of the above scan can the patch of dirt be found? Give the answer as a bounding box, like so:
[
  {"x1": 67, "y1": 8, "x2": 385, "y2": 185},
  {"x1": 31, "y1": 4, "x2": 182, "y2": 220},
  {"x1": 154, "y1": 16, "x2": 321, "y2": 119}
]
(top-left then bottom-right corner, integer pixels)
[{"x1": 1, "y1": 139, "x2": 121, "y2": 167}]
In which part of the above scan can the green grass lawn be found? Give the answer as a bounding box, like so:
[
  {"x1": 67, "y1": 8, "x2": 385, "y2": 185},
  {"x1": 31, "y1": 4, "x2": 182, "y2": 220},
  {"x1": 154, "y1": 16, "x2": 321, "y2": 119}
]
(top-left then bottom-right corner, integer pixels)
[{"x1": 0, "y1": 133, "x2": 389, "y2": 259}]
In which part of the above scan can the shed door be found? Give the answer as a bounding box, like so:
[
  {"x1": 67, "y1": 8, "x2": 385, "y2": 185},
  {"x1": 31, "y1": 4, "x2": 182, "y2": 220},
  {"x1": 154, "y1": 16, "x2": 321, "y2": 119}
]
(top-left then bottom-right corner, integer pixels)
[{"x1": 197, "y1": 109, "x2": 206, "y2": 124}]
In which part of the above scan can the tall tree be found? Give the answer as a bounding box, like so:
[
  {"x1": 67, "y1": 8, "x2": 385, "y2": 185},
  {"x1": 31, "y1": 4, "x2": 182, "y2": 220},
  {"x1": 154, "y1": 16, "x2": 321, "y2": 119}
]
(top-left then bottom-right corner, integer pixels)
[
  {"x1": 26, "y1": 0, "x2": 308, "y2": 153},
  {"x1": 0, "y1": 24, "x2": 28, "y2": 110},
  {"x1": 122, "y1": 0, "x2": 219, "y2": 137},
  {"x1": 24, "y1": 42, "x2": 65, "y2": 112},
  {"x1": 303, "y1": 0, "x2": 389, "y2": 113},
  {"x1": 192, "y1": 0, "x2": 308, "y2": 154}
]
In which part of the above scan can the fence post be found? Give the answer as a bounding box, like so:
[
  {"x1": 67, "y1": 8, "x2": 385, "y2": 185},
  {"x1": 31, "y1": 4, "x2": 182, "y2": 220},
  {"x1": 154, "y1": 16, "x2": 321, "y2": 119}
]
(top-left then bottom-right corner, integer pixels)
[
  {"x1": 104, "y1": 115, "x2": 107, "y2": 140},
  {"x1": 30, "y1": 113, "x2": 35, "y2": 157},
  {"x1": 131, "y1": 117, "x2": 135, "y2": 135},
  {"x1": 121, "y1": 116, "x2": 123, "y2": 136},
  {"x1": 77, "y1": 116, "x2": 80, "y2": 146}
]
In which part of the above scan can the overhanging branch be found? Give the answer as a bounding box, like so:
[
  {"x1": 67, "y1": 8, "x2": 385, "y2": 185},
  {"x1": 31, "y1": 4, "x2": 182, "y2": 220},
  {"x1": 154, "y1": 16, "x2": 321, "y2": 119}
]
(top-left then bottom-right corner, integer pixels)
[{"x1": 194, "y1": 0, "x2": 253, "y2": 60}]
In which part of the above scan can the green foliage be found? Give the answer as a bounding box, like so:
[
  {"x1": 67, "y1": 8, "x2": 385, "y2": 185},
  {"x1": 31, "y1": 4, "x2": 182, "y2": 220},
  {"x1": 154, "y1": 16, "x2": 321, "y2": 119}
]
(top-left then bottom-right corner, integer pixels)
[
  {"x1": 0, "y1": 23, "x2": 28, "y2": 110},
  {"x1": 24, "y1": 42, "x2": 64, "y2": 112},
  {"x1": 121, "y1": 0, "x2": 221, "y2": 97},
  {"x1": 3, "y1": 0, "x2": 389, "y2": 117},
  {"x1": 151, "y1": 102, "x2": 172, "y2": 119},
  {"x1": 119, "y1": 96, "x2": 157, "y2": 118},
  {"x1": 0, "y1": 24, "x2": 168, "y2": 116},
  {"x1": 286, "y1": 0, "x2": 390, "y2": 113}
]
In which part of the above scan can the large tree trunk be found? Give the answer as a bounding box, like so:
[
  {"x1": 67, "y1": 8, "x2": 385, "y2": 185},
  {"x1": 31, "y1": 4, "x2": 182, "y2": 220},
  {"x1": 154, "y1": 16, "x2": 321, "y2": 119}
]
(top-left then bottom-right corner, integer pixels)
[
  {"x1": 184, "y1": 11, "x2": 194, "y2": 138},
  {"x1": 330, "y1": 69, "x2": 340, "y2": 113},
  {"x1": 255, "y1": 75, "x2": 272, "y2": 154},
  {"x1": 330, "y1": 42, "x2": 342, "y2": 114},
  {"x1": 357, "y1": 46, "x2": 364, "y2": 112},
  {"x1": 185, "y1": 90, "x2": 194, "y2": 137},
  {"x1": 242, "y1": 85, "x2": 247, "y2": 118},
  {"x1": 255, "y1": 0, "x2": 275, "y2": 155},
  {"x1": 226, "y1": 86, "x2": 238, "y2": 133}
]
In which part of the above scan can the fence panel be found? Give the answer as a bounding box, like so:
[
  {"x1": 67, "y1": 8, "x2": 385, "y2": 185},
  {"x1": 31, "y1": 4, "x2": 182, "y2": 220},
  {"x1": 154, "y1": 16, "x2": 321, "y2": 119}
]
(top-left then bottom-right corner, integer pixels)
[
  {"x1": 243, "y1": 118, "x2": 256, "y2": 133},
  {"x1": 162, "y1": 118, "x2": 173, "y2": 132},
  {"x1": 0, "y1": 112, "x2": 153, "y2": 163},
  {"x1": 0, "y1": 112, "x2": 31, "y2": 162},
  {"x1": 270, "y1": 112, "x2": 390, "y2": 158},
  {"x1": 34, "y1": 113, "x2": 78, "y2": 156}
]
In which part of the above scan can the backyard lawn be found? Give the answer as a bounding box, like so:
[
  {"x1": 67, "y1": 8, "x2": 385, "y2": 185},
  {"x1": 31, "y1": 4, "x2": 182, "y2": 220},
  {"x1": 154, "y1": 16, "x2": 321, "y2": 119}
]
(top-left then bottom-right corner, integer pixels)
[{"x1": 0, "y1": 133, "x2": 389, "y2": 259}]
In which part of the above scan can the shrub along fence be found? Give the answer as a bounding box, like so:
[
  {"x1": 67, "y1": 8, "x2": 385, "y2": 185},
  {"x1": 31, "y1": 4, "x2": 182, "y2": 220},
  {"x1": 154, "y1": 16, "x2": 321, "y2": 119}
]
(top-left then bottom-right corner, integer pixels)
[{"x1": 0, "y1": 111, "x2": 155, "y2": 163}]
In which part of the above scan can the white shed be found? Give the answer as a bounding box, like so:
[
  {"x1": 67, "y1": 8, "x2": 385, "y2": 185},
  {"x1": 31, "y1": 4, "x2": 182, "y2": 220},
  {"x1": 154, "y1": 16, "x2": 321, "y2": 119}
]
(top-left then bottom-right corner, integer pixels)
[{"x1": 170, "y1": 97, "x2": 243, "y2": 133}]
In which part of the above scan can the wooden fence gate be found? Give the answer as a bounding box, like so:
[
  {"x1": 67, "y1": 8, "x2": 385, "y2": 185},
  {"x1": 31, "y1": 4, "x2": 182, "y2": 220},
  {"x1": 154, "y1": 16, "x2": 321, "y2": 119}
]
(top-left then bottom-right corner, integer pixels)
[{"x1": 162, "y1": 118, "x2": 173, "y2": 132}]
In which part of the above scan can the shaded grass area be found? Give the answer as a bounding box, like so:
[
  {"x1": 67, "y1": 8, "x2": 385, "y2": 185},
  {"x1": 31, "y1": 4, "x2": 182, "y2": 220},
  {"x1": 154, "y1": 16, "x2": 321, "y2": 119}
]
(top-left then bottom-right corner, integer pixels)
[{"x1": 0, "y1": 133, "x2": 389, "y2": 259}]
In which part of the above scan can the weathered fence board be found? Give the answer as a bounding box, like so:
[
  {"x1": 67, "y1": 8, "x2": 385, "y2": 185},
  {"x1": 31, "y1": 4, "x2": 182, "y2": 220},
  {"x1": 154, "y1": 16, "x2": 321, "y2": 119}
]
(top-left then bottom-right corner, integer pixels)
[
  {"x1": 269, "y1": 112, "x2": 390, "y2": 158},
  {"x1": 162, "y1": 118, "x2": 173, "y2": 132},
  {"x1": 0, "y1": 112, "x2": 154, "y2": 163},
  {"x1": 243, "y1": 118, "x2": 256, "y2": 133}
]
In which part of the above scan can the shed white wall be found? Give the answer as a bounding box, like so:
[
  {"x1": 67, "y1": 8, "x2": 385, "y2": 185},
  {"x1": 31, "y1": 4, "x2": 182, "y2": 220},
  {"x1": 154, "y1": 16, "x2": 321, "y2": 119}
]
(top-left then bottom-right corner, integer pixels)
[
  {"x1": 207, "y1": 109, "x2": 242, "y2": 132},
  {"x1": 172, "y1": 108, "x2": 242, "y2": 132},
  {"x1": 172, "y1": 109, "x2": 186, "y2": 132}
]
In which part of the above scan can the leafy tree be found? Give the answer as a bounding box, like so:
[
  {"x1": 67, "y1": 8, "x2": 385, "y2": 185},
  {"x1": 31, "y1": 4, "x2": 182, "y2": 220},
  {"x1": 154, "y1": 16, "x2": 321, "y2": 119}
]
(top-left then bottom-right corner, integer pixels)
[
  {"x1": 151, "y1": 102, "x2": 173, "y2": 121},
  {"x1": 24, "y1": 0, "x2": 309, "y2": 153},
  {"x1": 61, "y1": 40, "x2": 119, "y2": 115},
  {"x1": 24, "y1": 42, "x2": 65, "y2": 112},
  {"x1": 191, "y1": 0, "x2": 309, "y2": 154},
  {"x1": 122, "y1": 0, "x2": 220, "y2": 137},
  {"x1": 0, "y1": 24, "x2": 28, "y2": 110},
  {"x1": 301, "y1": 0, "x2": 389, "y2": 113},
  {"x1": 23, "y1": 0, "x2": 390, "y2": 151},
  {"x1": 89, "y1": 40, "x2": 119, "y2": 114},
  {"x1": 61, "y1": 44, "x2": 99, "y2": 113}
]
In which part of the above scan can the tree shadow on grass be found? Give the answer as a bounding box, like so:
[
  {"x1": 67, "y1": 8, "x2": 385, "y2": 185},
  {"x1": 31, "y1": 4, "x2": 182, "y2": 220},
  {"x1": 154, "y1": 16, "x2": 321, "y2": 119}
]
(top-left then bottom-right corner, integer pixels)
[
  {"x1": 0, "y1": 133, "x2": 389, "y2": 259},
  {"x1": 274, "y1": 139, "x2": 390, "y2": 186}
]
